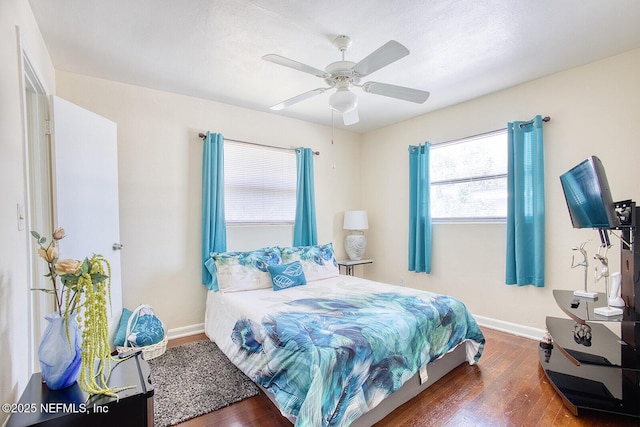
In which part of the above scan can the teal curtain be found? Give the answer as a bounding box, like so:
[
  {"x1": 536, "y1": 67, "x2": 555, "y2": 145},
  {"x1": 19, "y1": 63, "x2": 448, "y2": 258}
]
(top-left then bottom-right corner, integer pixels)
[
  {"x1": 408, "y1": 143, "x2": 432, "y2": 273},
  {"x1": 293, "y1": 147, "x2": 317, "y2": 246},
  {"x1": 202, "y1": 132, "x2": 227, "y2": 290},
  {"x1": 506, "y1": 115, "x2": 545, "y2": 287}
]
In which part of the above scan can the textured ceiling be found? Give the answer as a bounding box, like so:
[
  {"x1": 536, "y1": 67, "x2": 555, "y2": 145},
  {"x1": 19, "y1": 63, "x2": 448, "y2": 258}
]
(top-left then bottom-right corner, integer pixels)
[{"x1": 29, "y1": 0, "x2": 640, "y2": 133}]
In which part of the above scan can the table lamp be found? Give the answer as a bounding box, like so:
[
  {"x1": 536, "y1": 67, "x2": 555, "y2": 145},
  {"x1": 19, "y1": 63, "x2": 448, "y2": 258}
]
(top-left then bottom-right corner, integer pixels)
[{"x1": 343, "y1": 210, "x2": 368, "y2": 261}]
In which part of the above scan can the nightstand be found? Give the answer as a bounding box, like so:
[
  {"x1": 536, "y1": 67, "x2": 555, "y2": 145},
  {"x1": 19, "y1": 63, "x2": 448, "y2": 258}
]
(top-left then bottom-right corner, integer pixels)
[
  {"x1": 337, "y1": 259, "x2": 373, "y2": 276},
  {"x1": 6, "y1": 351, "x2": 154, "y2": 427}
]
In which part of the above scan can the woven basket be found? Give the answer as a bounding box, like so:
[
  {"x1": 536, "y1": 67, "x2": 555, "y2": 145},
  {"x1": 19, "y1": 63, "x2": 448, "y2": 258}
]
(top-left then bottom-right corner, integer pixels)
[
  {"x1": 115, "y1": 304, "x2": 168, "y2": 360},
  {"x1": 117, "y1": 335, "x2": 167, "y2": 360}
]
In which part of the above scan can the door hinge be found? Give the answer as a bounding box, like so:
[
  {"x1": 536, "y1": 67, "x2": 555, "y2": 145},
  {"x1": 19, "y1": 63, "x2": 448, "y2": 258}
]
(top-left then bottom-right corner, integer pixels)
[{"x1": 44, "y1": 120, "x2": 51, "y2": 135}]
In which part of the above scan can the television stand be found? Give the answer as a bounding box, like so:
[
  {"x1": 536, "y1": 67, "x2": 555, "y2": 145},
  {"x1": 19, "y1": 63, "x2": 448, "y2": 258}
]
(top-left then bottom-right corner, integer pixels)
[
  {"x1": 540, "y1": 292, "x2": 639, "y2": 418},
  {"x1": 539, "y1": 204, "x2": 640, "y2": 419}
]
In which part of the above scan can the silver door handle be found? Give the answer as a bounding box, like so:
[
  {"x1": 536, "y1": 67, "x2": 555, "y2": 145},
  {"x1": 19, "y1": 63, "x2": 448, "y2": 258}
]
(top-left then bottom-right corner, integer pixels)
[{"x1": 113, "y1": 243, "x2": 124, "y2": 250}]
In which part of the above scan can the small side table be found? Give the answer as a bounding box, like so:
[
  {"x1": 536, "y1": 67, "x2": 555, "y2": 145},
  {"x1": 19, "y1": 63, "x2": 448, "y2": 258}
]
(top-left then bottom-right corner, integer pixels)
[
  {"x1": 6, "y1": 351, "x2": 154, "y2": 427},
  {"x1": 338, "y1": 259, "x2": 373, "y2": 276}
]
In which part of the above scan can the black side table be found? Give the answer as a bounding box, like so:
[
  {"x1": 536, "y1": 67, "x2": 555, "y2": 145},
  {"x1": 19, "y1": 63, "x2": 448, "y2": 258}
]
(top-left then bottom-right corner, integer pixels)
[{"x1": 6, "y1": 351, "x2": 153, "y2": 427}]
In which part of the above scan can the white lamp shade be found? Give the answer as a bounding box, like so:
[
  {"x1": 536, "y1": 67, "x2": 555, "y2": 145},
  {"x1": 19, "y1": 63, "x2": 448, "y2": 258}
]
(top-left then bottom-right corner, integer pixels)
[
  {"x1": 343, "y1": 210, "x2": 368, "y2": 230},
  {"x1": 329, "y1": 89, "x2": 358, "y2": 113}
]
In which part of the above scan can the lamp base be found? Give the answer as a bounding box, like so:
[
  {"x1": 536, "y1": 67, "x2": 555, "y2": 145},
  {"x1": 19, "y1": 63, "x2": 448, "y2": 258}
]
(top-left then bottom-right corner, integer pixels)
[{"x1": 345, "y1": 234, "x2": 366, "y2": 261}]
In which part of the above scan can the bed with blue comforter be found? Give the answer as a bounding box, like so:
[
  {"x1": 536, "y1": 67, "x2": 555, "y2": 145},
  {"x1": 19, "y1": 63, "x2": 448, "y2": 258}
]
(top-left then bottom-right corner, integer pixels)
[{"x1": 205, "y1": 275, "x2": 484, "y2": 426}]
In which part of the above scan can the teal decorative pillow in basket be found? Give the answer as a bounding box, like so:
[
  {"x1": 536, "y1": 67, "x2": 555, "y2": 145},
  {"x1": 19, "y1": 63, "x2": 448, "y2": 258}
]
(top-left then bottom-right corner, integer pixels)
[
  {"x1": 114, "y1": 307, "x2": 132, "y2": 347},
  {"x1": 116, "y1": 304, "x2": 167, "y2": 360}
]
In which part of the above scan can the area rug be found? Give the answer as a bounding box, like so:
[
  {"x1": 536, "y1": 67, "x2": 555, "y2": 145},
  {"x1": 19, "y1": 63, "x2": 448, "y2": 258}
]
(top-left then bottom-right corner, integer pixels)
[{"x1": 147, "y1": 339, "x2": 260, "y2": 426}]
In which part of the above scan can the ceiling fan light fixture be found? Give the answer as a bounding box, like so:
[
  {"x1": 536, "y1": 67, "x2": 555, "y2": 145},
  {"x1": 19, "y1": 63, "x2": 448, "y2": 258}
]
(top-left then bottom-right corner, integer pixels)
[
  {"x1": 263, "y1": 35, "x2": 428, "y2": 123},
  {"x1": 329, "y1": 88, "x2": 358, "y2": 113}
]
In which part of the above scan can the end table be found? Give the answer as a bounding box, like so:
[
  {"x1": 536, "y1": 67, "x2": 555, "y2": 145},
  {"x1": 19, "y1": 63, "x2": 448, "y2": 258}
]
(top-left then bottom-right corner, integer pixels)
[
  {"x1": 337, "y1": 259, "x2": 373, "y2": 276},
  {"x1": 6, "y1": 351, "x2": 153, "y2": 427}
]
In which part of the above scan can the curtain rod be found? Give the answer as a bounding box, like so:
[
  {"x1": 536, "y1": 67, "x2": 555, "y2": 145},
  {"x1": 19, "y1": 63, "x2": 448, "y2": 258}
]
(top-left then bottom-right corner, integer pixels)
[
  {"x1": 198, "y1": 133, "x2": 319, "y2": 156},
  {"x1": 429, "y1": 116, "x2": 551, "y2": 148}
]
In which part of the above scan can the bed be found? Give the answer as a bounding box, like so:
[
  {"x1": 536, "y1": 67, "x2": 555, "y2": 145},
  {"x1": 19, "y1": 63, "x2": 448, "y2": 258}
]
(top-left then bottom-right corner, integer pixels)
[{"x1": 203, "y1": 244, "x2": 485, "y2": 426}]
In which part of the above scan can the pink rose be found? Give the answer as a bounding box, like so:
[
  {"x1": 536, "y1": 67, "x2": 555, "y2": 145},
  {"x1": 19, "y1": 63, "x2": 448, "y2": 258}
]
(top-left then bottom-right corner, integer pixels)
[{"x1": 53, "y1": 227, "x2": 66, "y2": 240}]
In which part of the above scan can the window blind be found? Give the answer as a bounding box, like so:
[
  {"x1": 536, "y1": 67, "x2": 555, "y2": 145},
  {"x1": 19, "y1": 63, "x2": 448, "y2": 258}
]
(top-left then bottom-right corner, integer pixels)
[{"x1": 224, "y1": 141, "x2": 297, "y2": 224}]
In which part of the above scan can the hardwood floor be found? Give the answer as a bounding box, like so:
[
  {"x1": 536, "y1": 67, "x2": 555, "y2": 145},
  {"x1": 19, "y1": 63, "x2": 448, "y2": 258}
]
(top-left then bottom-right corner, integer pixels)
[{"x1": 167, "y1": 328, "x2": 638, "y2": 427}]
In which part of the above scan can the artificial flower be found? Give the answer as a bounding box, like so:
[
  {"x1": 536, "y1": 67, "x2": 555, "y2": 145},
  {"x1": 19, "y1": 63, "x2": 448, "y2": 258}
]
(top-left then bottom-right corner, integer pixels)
[
  {"x1": 54, "y1": 258, "x2": 82, "y2": 275},
  {"x1": 37, "y1": 245, "x2": 58, "y2": 263},
  {"x1": 31, "y1": 228, "x2": 109, "y2": 317},
  {"x1": 31, "y1": 227, "x2": 119, "y2": 398},
  {"x1": 52, "y1": 227, "x2": 66, "y2": 240}
]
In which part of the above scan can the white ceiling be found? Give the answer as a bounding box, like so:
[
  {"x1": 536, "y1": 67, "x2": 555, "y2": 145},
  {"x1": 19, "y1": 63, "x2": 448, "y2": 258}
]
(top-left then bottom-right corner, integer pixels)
[{"x1": 28, "y1": 0, "x2": 640, "y2": 133}]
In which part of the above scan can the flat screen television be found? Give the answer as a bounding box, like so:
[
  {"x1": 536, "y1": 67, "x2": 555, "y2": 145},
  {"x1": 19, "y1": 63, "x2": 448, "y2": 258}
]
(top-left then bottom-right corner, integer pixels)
[{"x1": 559, "y1": 156, "x2": 620, "y2": 229}]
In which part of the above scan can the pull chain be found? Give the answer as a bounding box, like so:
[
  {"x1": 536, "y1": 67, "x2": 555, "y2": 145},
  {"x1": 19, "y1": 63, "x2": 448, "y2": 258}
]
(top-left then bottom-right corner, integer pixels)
[{"x1": 331, "y1": 110, "x2": 334, "y2": 145}]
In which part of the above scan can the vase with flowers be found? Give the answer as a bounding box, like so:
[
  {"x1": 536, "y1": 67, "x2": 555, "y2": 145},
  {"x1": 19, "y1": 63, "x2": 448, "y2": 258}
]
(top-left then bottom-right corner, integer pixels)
[{"x1": 32, "y1": 227, "x2": 124, "y2": 397}]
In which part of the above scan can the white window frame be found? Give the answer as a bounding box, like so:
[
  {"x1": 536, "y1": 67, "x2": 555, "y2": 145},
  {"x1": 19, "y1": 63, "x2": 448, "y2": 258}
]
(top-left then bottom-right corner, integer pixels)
[{"x1": 430, "y1": 129, "x2": 508, "y2": 223}]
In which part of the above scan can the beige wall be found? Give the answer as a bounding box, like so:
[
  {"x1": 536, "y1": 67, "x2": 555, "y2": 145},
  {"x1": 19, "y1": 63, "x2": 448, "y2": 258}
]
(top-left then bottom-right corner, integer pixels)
[
  {"x1": 3, "y1": 2, "x2": 640, "y2": 414},
  {"x1": 362, "y1": 48, "x2": 640, "y2": 332},
  {"x1": 55, "y1": 71, "x2": 363, "y2": 332},
  {"x1": 0, "y1": 0, "x2": 55, "y2": 422}
]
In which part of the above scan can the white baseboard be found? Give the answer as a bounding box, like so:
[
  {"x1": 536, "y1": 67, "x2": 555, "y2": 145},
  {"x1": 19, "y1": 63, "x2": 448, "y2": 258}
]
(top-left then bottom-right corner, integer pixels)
[
  {"x1": 166, "y1": 323, "x2": 205, "y2": 340},
  {"x1": 474, "y1": 315, "x2": 545, "y2": 341}
]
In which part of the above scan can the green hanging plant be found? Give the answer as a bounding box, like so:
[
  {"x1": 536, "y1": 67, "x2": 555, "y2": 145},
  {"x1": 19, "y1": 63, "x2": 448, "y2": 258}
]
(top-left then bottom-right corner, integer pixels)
[{"x1": 31, "y1": 228, "x2": 132, "y2": 399}]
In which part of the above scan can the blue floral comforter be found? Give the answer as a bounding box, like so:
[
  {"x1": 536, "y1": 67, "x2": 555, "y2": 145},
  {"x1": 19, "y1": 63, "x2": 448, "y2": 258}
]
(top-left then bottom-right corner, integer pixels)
[{"x1": 206, "y1": 277, "x2": 484, "y2": 427}]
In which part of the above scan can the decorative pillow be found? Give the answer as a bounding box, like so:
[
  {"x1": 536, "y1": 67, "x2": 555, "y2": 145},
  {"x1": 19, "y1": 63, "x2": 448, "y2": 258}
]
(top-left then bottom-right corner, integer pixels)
[
  {"x1": 127, "y1": 305, "x2": 165, "y2": 347},
  {"x1": 114, "y1": 307, "x2": 133, "y2": 346},
  {"x1": 212, "y1": 247, "x2": 282, "y2": 292},
  {"x1": 268, "y1": 261, "x2": 307, "y2": 291},
  {"x1": 280, "y1": 243, "x2": 339, "y2": 282}
]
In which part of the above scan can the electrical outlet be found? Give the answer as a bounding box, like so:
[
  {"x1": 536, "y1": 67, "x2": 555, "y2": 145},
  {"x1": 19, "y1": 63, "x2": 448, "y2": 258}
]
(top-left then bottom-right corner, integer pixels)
[{"x1": 400, "y1": 276, "x2": 405, "y2": 285}]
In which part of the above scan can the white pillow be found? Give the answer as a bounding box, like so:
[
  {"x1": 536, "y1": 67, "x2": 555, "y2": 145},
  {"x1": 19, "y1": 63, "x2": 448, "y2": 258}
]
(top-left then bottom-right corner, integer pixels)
[
  {"x1": 212, "y1": 247, "x2": 282, "y2": 292},
  {"x1": 280, "y1": 243, "x2": 339, "y2": 282}
]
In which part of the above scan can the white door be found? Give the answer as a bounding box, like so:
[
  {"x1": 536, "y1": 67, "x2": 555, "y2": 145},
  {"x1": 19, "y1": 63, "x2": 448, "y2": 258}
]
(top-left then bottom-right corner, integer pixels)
[{"x1": 50, "y1": 96, "x2": 123, "y2": 343}]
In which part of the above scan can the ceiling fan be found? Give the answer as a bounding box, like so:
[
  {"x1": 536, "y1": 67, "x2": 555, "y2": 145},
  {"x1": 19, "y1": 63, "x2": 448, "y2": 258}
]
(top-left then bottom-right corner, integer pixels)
[{"x1": 263, "y1": 35, "x2": 430, "y2": 126}]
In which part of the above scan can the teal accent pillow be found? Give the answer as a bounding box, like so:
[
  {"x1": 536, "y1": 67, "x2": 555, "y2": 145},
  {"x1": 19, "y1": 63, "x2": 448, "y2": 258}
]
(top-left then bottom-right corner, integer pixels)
[
  {"x1": 127, "y1": 305, "x2": 165, "y2": 347},
  {"x1": 114, "y1": 308, "x2": 132, "y2": 346},
  {"x1": 268, "y1": 261, "x2": 307, "y2": 291}
]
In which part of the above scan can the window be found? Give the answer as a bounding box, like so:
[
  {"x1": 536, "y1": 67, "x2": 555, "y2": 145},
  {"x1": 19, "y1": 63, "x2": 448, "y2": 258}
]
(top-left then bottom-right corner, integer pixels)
[
  {"x1": 430, "y1": 130, "x2": 507, "y2": 221},
  {"x1": 224, "y1": 141, "x2": 297, "y2": 224}
]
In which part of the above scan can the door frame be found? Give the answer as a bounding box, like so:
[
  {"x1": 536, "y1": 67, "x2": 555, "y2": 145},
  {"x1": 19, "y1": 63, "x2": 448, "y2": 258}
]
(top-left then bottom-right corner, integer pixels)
[{"x1": 18, "y1": 27, "x2": 53, "y2": 375}]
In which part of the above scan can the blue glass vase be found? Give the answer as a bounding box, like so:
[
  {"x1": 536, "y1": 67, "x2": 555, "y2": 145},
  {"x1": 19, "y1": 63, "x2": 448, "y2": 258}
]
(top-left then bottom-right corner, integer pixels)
[{"x1": 38, "y1": 312, "x2": 82, "y2": 390}]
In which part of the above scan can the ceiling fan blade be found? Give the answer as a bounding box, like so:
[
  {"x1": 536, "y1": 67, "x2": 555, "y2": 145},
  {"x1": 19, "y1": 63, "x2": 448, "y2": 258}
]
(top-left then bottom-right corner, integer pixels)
[
  {"x1": 270, "y1": 88, "x2": 328, "y2": 111},
  {"x1": 352, "y1": 41, "x2": 410, "y2": 77},
  {"x1": 263, "y1": 54, "x2": 329, "y2": 78},
  {"x1": 342, "y1": 108, "x2": 359, "y2": 126},
  {"x1": 362, "y1": 82, "x2": 430, "y2": 104}
]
